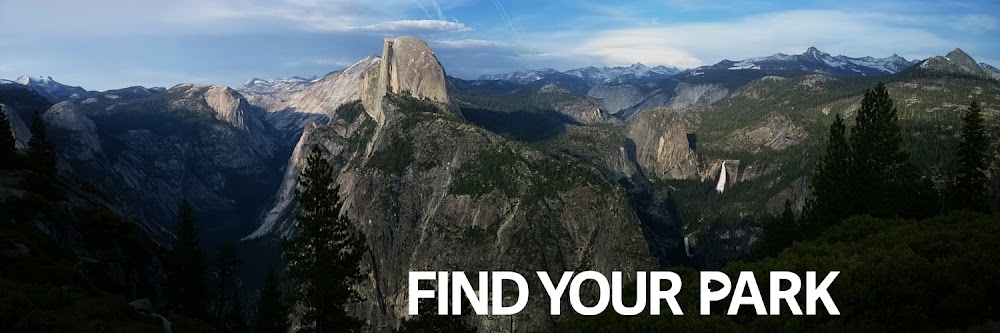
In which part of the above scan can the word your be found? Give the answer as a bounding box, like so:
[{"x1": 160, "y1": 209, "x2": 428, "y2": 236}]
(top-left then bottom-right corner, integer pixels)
[{"x1": 408, "y1": 271, "x2": 839, "y2": 316}]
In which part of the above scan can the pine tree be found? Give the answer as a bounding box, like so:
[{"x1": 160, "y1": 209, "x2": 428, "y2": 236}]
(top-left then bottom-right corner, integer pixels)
[
  {"x1": 25, "y1": 112, "x2": 57, "y2": 176},
  {"x1": 952, "y1": 100, "x2": 990, "y2": 212},
  {"x1": 225, "y1": 291, "x2": 249, "y2": 333},
  {"x1": 215, "y1": 243, "x2": 241, "y2": 318},
  {"x1": 168, "y1": 199, "x2": 208, "y2": 318},
  {"x1": 848, "y1": 83, "x2": 937, "y2": 219},
  {"x1": 806, "y1": 114, "x2": 854, "y2": 234},
  {"x1": 284, "y1": 145, "x2": 367, "y2": 333},
  {"x1": 758, "y1": 200, "x2": 800, "y2": 257},
  {"x1": 21, "y1": 111, "x2": 62, "y2": 199},
  {"x1": 255, "y1": 267, "x2": 290, "y2": 333},
  {"x1": 0, "y1": 105, "x2": 17, "y2": 168}
]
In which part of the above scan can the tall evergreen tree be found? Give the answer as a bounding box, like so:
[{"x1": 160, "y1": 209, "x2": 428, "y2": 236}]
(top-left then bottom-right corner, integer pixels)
[
  {"x1": 848, "y1": 82, "x2": 937, "y2": 219},
  {"x1": 21, "y1": 111, "x2": 62, "y2": 199},
  {"x1": 25, "y1": 112, "x2": 57, "y2": 176},
  {"x1": 952, "y1": 100, "x2": 990, "y2": 212},
  {"x1": 758, "y1": 200, "x2": 800, "y2": 258},
  {"x1": 168, "y1": 199, "x2": 208, "y2": 317},
  {"x1": 215, "y1": 243, "x2": 241, "y2": 318},
  {"x1": 255, "y1": 267, "x2": 290, "y2": 333},
  {"x1": 284, "y1": 145, "x2": 367, "y2": 333},
  {"x1": 0, "y1": 106, "x2": 17, "y2": 168},
  {"x1": 806, "y1": 114, "x2": 854, "y2": 234},
  {"x1": 224, "y1": 291, "x2": 249, "y2": 333}
]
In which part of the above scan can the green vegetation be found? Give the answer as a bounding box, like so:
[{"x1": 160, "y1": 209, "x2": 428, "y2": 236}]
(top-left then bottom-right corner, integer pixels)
[
  {"x1": 367, "y1": 135, "x2": 414, "y2": 174},
  {"x1": 167, "y1": 199, "x2": 208, "y2": 318},
  {"x1": 0, "y1": 182, "x2": 213, "y2": 332},
  {"x1": 0, "y1": 105, "x2": 16, "y2": 169},
  {"x1": 284, "y1": 145, "x2": 367, "y2": 333},
  {"x1": 22, "y1": 112, "x2": 62, "y2": 200},
  {"x1": 951, "y1": 100, "x2": 990, "y2": 212},
  {"x1": 451, "y1": 148, "x2": 519, "y2": 197},
  {"x1": 389, "y1": 93, "x2": 443, "y2": 114},
  {"x1": 79, "y1": 206, "x2": 151, "y2": 259},
  {"x1": 254, "y1": 267, "x2": 290, "y2": 333},
  {"x1": 551, "y1": 211, "x2": 1000, "y2": 332},
  {"x1": 333, "y1": 100, "x2": 366, "y2": 123}
]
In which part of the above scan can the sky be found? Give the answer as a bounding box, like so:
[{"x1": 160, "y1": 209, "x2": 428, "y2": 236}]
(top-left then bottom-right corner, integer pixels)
[{"x1": 0, "y1": 0, "x2": 998, "y2": 91}]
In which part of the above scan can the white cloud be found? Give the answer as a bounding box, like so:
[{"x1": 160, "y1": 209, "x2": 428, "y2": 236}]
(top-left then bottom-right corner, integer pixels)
[
  {"x1": 356, "y1": 20, "x2": 471, "y2": 33},
  {"x1": 560, "y1": 10, "x2": 953, "y2": 68},
  {"x1": 0, "y1": 0, "x2": 474, "y2": 37}
]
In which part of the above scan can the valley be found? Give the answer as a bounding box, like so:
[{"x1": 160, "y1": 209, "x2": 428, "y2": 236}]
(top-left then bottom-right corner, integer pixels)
[{"x1": 2, "y1": 37, "x2": 999, "y2": 332}]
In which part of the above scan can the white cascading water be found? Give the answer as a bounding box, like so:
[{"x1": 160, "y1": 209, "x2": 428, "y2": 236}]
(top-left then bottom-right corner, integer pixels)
[{"x1": 715, "y1": 161, "x2": 727, "y2": 193}]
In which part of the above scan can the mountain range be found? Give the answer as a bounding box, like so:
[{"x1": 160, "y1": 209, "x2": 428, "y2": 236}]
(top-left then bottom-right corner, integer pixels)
[
  {"x1": 3, "y1": 39, "x2": 1000, "y2": 332},
  {"x1": 480, "y1": 47, "x2": 1000, "y2": 87}
]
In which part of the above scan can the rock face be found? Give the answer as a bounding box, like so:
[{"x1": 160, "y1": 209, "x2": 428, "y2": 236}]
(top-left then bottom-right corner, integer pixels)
[
  {"x1": 11, "y1": 75, "x2": 95, "y2": 102},
  {"x1": 251, "y1": 37, "x2": 656, "y2": 332},
  {"x1": 43, "y1": 102, "x2": 103, "y2": 161},
  {"x1": 0, "y1": 103, "x2": 32, "y2": 149},
  {"x1": 920, "y1": 48, "x2": 998, "y2": 80},
  {"x1": 624, "y1": 108, "x2": 699, "y2": 180},
  {"x1": 242, "y1": 56, "x2": 381, "y2": 133},
  {"x1": 46, "y1": 84, "x2": 290, "y2": 232},
  {"x1": 361, "y1": 36, "x2": 459, "y2": 124},
  {"x1": 587, "y1": 84, "x2": 644, "y2": 114}
]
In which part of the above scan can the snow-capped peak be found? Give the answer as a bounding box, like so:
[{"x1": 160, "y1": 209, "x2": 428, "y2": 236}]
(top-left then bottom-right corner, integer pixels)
[
  {"x1": 480, "y1": 62, "x2": 681, "y2": 85},
  {"x1": 696, "y1": 47, "x2": 917, "y2": 76},
  {"x1": 16, "y1": 75, "x2": 60, "y2": 86}
]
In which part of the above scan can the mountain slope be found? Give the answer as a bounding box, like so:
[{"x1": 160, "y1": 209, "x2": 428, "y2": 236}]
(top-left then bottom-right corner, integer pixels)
[
  {"x1": 22, "y1": 83, "x2": 293, "y2": 243},
  {"x1": 480, "y1": 63, "x2": 681, "y2": 86},
  {"x1": 249, "y1": 37, "x2": 658, "y2": 332},
  {"x1": 3, "y1": 75, "x2": 96, "y2": 102},
  {"x1": 241, "y1": 56, "x2": 380, "y2": 133},
  {"x1": 676, "y1": 47, "x2": 917, "y2": 80}
]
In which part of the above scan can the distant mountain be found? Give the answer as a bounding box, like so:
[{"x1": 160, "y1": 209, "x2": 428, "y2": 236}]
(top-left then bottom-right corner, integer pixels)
[
  {"x1": 239, "y1": 55, "x2": 380, "y2": 132},
  {"x1": 981, "y1": 62, "x2": 1000, "y2": 79},
  {"x1": 480, "y1": 63, "x2": 681, "y2": 85},
  {"x1": 676, "y1": 47, "x2": 918, "y2": 80},
  {"x1": 241, "y1": 75, "x2": 318, "y2": 95},
  {"x1": 2, "y1": 75, "x2": 96, "y2": 102},
  {"x1": 916, "y1": 48, "x2": 998, "y2": 80}
]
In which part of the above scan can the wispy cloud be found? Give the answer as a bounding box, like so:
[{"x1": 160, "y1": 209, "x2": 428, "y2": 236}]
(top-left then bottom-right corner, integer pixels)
[{"x1": 357, "y1": 20, "x2": 471, "y2": 33}]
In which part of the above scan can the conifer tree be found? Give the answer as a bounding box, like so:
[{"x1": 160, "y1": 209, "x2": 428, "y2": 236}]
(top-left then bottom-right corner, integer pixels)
[
  {"x1": 255, "y1": 267, "x2": 290, "y2": 333},
  {"x1": 285, "y1": 145, "x2": 367, "y2": 333},
  {"x1": 0, "y1": 106, "x2": 17, "y2": 168},
  {"x1": 848, "y1": 83, "x2": 937, "y2": 219},
  {"x1": 758, "y1": 200, "x2": 800, "y2": 258},
  {"x1": 168, "y1": 199, "x2": 208, "y2": 317},
  {"x1": 25, "y1": 112, "x2": 56, "y2": 176},
  {"x1": 952, "y1": 100, "x2": 990, "y2": 212},
  {"x1": 225, "y1": 291, "x2": 249, "y2": 333},
  {"x1": 806, "y1": 114, "x2": 854, "y2": 234},
  {"x1": 215, "y1": 243, "x2": 241, "y2": 318},
  {"x1": 21, "y1": 111, "x2": 62, "y2": 199}
]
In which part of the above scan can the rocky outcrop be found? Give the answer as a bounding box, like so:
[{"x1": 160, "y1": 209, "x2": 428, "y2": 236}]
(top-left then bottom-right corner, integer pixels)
[
  {"x1": 0, "y1": 103, "x2": 32, "y2": 149},
  {"x1": 43, "y1": 102, "x2": 103, "y2": 161},
  {"x1": 242, "y1": 56, "x2": 381, "y2": 133},
  {"x1": 251, "y1": 37, "x2": 657, "y2": 332},
  {"x1": 625, "y1": 108, "x2": 699, "y2": 180},
  {"x1": 587, "y1": 84, "x2": 645, "y2": 114},
  {"x1": 919, "y1": 48, "x2": 998, "y2": 80},
  {"x1": 361, "y1": 36, "x2": 459, "y2": 124},
  {"x1": 48, "y1": 84, "x2": 291, "y2": 232}
]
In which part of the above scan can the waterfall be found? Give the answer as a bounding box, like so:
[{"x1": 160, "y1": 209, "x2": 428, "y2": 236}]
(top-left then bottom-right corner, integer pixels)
[{"x1": 715, "y1": 161, "x2": 727, "y2": 193}]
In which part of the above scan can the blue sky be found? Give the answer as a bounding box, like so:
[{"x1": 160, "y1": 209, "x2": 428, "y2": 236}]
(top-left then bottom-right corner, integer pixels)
[{"x1": 0, "y1": 0, "x2": 997, "y2": 91}]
